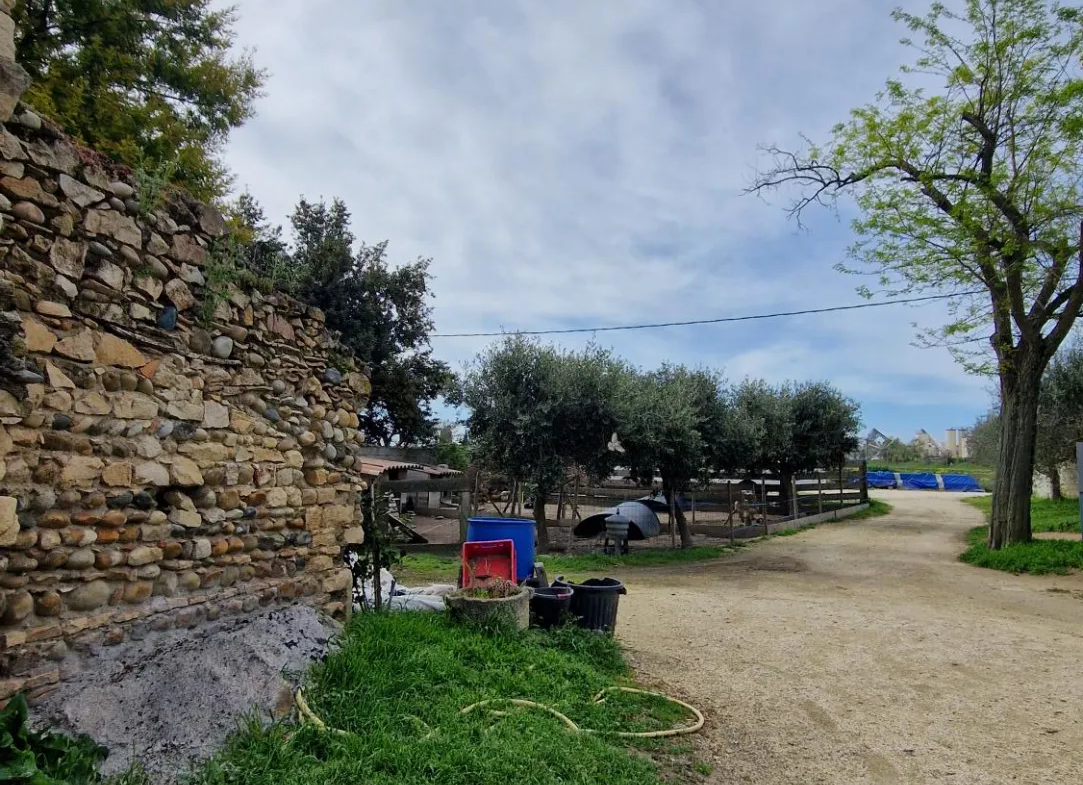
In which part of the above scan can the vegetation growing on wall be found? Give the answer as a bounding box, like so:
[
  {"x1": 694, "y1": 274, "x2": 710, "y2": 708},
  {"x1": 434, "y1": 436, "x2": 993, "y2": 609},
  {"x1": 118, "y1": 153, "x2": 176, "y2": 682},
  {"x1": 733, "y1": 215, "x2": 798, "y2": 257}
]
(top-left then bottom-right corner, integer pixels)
[
  {"x1": 13, "y1": 0, "x2": 265, "y2": 201},
  {"x1": 228, "y1": 196, "x2": 450, "y2": 447}
]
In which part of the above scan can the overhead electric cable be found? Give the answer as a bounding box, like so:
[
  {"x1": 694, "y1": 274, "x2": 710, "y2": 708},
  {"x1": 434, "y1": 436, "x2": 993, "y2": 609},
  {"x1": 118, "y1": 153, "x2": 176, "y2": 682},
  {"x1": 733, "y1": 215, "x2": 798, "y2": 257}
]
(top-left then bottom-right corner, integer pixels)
[{"x1": 431, "y1": 291, "x2": 981, "y2": 338}]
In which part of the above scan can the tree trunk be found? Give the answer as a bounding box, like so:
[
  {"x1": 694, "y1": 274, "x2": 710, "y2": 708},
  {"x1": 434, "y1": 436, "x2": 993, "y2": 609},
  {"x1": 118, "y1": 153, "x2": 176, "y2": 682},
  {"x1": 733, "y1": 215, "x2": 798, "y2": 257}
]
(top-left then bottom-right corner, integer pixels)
[
  {"x1": 534, "y1": 481, "x2": 550, "y2": 553},
  {"x1": 990, "y1": 358, "x2": 1043, "y2": 549},
  {"x1": 1047, "y1": 465, "x2": 1063, "y2": 501},
  {"x1": 662, "y1": 476, "x2": 694, "y2": 549}
]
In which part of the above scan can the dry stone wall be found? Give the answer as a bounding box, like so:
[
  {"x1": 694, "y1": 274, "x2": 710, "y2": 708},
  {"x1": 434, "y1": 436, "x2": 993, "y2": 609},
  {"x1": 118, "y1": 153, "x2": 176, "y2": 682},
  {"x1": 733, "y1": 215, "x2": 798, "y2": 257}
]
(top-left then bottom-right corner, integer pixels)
[{"x1": 0, "y1": 110, "x2": 374, "y2": 703}]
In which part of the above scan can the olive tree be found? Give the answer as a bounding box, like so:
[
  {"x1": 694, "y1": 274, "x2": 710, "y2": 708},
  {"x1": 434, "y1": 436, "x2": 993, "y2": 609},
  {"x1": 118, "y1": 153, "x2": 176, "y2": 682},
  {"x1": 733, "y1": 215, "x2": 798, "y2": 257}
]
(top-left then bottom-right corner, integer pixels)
[
  {"x1": 750, "y1": 0, "x2": 1083, "y2": 547},
  {"x1": 721, "y1": 380, "x2": 860, "y2": 510},
  {"x1": 615, "y1": 366, "x2": 727, "y2": 548},
  {"x1": 455, "y1": 336, "x2": 623, "y2": 550}
]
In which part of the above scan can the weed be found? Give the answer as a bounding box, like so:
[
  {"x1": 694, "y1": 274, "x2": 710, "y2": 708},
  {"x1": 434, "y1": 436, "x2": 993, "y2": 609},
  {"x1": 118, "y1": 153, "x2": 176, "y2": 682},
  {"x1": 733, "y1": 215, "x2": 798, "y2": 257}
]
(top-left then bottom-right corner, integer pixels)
[
  {"x1": 960, "y1": 526, "x2": 1083, "y2": 574},
  {"x1": 189, "y1": 613, "x2": 697, "y2": 785},
  {"x1": 0, "y1": 692, "x2": 109, "y2": 783},
  {"x1": 694, "y1": 761, "x2": 714, "y2": 775},
  {"x1": 197, "y1": 236, "x2": 246, "y2": 325},
  {"x1": 133, "y1": 159, "x2": 177, "y2": 217},
  {"x1": 964, "y1": 496, "x2": 1080, "y2": 533},
  {"x1": 845, "y1": 499, "x2": 893, "y2": 521}
]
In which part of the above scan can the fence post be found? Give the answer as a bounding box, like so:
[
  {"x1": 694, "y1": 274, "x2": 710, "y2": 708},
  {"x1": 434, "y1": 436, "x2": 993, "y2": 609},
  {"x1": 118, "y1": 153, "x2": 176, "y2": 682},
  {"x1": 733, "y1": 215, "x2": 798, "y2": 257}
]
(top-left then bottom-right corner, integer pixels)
[
  {"x1": 838, "y1": 465, "x2": 845, "y2": 509},
  {"x1": 727, "y1": 482, "x2": 735, "y2": 544},
  {"x1": 760, "y1": 475, "x2": 769, "y2": 536},
  {"x1": 790, "y1": 476, "x2": 798, "y2": 520},
  {"x1": 859, "y1": 460, "x2": 869, "y2": 503},
  {"x1": 458, "y1": 491, "x2": 472, "y2": 543},
  {"x1": 669, "y1": 491, "x2": 677, "y2": 548},
  {"x1": 691, "y1": 490, "x2": 696, "y2": 527},
  {"x1": 817, "y1": 475, "x2": 824, "y2": 515}
]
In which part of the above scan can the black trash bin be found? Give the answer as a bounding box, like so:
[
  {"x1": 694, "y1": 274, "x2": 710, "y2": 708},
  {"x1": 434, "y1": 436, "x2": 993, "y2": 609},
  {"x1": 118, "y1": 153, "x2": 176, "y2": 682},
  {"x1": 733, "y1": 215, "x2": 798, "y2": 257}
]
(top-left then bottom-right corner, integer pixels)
[
  {"x1": 529, "y1": 586, "x2": 573, "y2": 629},
  {"x1": 553, "y1": 577, "x2": 627, "y2": 634}
]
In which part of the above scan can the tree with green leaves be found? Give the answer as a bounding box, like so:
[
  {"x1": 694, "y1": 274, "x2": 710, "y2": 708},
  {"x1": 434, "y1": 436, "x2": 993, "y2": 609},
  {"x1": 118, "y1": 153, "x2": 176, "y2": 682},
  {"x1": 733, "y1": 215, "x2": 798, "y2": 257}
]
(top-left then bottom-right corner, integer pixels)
[
  {"x1": 968, "y1": 409, "x2": 1001, "y2": 467},
  {"x1": 615, "y1": 365, "x2": 727, "y2": 548},
  {"x1": 722, "y1": 380, "x2": 860, "y2": 512},
  {"x1": 879, "y1": 437, "x2": 924, "y2": 464},
  {"x1": 13, "y1": 0, "x2": 264, "y2": 200},
  {"x1": 455, "y1": 336, "x2": 623, "y2": 551},
  {"x1": 750, "y1": 0, "x2": 1083, "y2": 547},
  {"x1": 232, "y1": 196, "x2": 450, "y2": 446}
]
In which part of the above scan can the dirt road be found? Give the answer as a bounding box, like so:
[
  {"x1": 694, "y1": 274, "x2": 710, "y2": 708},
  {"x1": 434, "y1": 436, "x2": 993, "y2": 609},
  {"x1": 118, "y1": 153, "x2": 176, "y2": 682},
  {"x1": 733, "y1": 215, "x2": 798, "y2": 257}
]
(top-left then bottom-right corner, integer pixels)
[{"x1": 616, "y1": 491, "x2": 1083, "y2": 784}]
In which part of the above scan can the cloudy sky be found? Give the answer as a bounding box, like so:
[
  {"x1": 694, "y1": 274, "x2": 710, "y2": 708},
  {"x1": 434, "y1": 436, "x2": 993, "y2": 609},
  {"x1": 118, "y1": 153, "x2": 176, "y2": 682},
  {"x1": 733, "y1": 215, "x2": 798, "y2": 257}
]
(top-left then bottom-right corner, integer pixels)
[{"x1": 220, "y1": 0, "x2": 994, "y2": 441}]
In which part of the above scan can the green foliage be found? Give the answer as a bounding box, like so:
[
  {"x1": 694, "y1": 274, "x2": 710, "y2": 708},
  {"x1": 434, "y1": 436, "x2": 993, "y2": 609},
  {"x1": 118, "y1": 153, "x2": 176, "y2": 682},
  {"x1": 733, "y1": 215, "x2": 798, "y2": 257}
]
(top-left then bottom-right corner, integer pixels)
[
  {"x1": 14, "y1": 0, "x2": 266, "y2": 201},
  {"x1": 132, "y1": 159, "x2": 176, "y2": 218},
  {"x1": 227, "y1": 194, "x2": 308, "y2": 296},
  {"x1": 0, "y1": 693, "x2": 108, "y2": 784},
  {"x1": 970, "y1": 338, "x2": 1083, "y2": 488},
  {"x1": 751, "y1": 0, "x2": 1083, "y2": 546},
  {"x1": 878, "y1": 437, "x2": 924, "y2": 464},
  {"x1": 616, "y1": 365, "x2": 726, "y2": 491},
  {"x1": 960, "y1": 526, "x2": 1083, "y2": 574},
  {"x1": 190, "y1": 613, "x2": 696, "y2": 785},
  {"x1": 966, "y1": 496, "x2": 1080, "y2": 534},
  {"x1": 963, "y1": 496, "x2": 1083, "y2": 573},
  {"x1": 721, "y1": 380, "x2": 860, "y2": 475},
  {"x1": 229, "y1": 196, "x2": 449, "y2": 446},
  {"x1": 967, "y1": 411, "x2": 1000, "y2": 468},
  {"x1": 197, "y1": 236, "x2": 245, "y2": 325},
  {"x1": 455, "y1": 336, "x2": 623, "y2": 497},
  {"x1": 434, "y1": 440, "x2": 471, "y2": 472},
  {"x1": 353, "y1": 489, "x2": 400, "y2": 609}
]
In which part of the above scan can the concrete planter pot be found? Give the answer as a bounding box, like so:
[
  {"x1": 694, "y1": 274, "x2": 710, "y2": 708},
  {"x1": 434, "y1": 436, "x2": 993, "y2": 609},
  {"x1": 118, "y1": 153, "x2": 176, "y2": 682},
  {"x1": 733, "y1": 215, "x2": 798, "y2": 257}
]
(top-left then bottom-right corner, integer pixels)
[{"x1": 444, "y1": 587, "x2": 533, "y2": 631}]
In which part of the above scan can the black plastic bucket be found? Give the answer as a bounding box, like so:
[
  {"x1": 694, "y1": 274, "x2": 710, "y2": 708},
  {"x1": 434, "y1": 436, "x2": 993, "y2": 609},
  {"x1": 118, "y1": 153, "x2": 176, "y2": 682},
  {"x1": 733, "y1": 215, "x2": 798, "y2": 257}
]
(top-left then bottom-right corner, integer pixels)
[
  {"x1": 529, "y1": 586, "x2": 573, "y2": 629},
  {"x1": 553, "y1": 577, "x2": 627, "y2": 634}
]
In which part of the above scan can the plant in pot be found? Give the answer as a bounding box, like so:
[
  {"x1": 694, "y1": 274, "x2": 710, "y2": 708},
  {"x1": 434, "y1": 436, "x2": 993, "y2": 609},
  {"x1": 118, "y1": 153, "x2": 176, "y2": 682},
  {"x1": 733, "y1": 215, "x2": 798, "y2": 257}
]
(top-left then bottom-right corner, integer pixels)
[{"x1": 444, "y1": 578, "x2": 533, "y2": 631}]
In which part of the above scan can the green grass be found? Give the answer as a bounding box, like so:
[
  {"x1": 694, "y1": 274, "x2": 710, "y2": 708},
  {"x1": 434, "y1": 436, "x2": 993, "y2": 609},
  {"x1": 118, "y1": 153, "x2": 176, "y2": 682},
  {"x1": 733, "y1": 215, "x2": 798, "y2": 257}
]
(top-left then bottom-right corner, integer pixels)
[
  {"x1": 841, "y1": 498, "x2": 893, "y2": 521},
  {"x1": 774, "y1": 499, "x2": 893, "y2": 538},
  {"x1": 190, "y1": 613, "x2": 704, "y2": 785},
  {"x1": 959, "y1": 526, "x2": 1083, "y2": 575},
  {"x1": 964, "y1": 496, "x2": 1081, "y2": 533},
  {"x1": 960, "y1": 496, "x2": 1083, "y2": 574},
  {"x1": 397, "y1": 546, "x2": 738, "y2": 585}
]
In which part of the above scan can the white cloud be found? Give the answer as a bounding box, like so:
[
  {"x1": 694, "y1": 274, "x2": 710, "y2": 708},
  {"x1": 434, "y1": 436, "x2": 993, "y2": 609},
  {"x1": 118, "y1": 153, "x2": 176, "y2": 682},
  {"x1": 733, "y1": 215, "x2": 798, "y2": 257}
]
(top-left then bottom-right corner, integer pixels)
[{"x1": 219, "y1": 0, "x2": 989, "y2": 431}]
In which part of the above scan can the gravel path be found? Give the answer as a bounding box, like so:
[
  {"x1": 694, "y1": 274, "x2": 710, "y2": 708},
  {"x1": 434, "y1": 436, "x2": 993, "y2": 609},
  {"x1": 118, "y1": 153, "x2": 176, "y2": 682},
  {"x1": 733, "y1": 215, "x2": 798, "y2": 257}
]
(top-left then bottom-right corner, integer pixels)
[{"x1": 614, "y1": 491, "x2": 1083, "y2": 784}]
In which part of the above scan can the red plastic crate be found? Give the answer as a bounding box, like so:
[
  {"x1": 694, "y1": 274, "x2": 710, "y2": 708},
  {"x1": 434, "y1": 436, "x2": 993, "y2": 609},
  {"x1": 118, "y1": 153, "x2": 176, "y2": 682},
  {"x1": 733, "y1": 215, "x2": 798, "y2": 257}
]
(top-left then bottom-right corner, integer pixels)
[{"x1": 461, "y1": 539, "x2": 517, "y2": 588}]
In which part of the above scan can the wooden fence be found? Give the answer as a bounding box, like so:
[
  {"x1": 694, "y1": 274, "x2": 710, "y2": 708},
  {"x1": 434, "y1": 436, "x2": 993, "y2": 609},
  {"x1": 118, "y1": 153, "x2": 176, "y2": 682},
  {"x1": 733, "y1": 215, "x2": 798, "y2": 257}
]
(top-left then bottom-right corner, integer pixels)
[{"x1": 374, "y1": 463, "x2": 869, "y2": 546}]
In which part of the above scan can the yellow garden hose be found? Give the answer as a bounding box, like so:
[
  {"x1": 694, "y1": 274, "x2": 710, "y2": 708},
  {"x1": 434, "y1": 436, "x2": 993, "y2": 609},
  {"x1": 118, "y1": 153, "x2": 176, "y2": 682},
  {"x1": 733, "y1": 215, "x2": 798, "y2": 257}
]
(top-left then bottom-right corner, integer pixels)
[{"x1": 295, "y1": 685, "x2": 704, "y2": 740}]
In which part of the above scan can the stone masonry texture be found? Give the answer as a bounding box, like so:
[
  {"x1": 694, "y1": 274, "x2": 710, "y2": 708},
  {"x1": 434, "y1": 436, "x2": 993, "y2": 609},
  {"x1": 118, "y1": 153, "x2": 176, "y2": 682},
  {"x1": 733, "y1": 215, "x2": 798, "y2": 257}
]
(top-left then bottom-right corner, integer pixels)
[{"x1": 0, "y1": 107, "x2": 373, "y2": 702}]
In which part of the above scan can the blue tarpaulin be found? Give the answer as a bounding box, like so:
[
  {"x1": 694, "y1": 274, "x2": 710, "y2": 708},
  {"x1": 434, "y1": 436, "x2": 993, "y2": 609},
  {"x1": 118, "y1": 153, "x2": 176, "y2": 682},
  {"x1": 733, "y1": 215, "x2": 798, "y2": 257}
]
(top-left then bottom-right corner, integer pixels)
[
  {"x1": 866, "y1": 471, "x2": 897, "y2": 489},
  {"x1": 899, "y1": 472, "x2": 939, "y2": 490},
  {"x1": 941, "y1": 474, "x2": 982, "y2": 492}
]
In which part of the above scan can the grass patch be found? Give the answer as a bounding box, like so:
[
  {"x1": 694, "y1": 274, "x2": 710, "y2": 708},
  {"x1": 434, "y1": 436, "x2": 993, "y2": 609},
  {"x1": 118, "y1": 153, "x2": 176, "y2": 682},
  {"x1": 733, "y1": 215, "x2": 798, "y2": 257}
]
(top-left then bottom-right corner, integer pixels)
[
  {"x1": 190, "y1": 613, "x2": 703, "y2": 785},
  {"x1": 960, "y1": 496, "x2": 1083, "y2": 575},
  {"x1": 964, "y1": 496, "x2": 1080, "y2": 533},
  {"x1": 772, "y1": 499, "x2": 892, "y2": 538},
  {"x1": 839, "y1": 498, "x2": 892, "y2": 521},
  {"x1": 960, "y1": 526, "x2": 1083, "y2": 575},
  {"x1": 396, "y1": 546, "x2": 737, "y2": 585}
]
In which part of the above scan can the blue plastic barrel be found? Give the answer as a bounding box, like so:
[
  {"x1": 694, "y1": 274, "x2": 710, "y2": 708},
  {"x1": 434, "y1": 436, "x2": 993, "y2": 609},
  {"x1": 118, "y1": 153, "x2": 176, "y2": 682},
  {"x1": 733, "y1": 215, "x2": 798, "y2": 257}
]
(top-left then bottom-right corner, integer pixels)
[{"x1": 466, "y1": 517, "x2": 536, "y2": 582}]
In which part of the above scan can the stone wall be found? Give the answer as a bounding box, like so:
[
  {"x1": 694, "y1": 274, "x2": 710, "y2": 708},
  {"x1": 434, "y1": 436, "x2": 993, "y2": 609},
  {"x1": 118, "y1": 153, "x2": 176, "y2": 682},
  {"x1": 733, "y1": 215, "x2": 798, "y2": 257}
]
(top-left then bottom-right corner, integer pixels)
[{"x1": 0, "y1": 110, "x2": 374, "y2": 700}]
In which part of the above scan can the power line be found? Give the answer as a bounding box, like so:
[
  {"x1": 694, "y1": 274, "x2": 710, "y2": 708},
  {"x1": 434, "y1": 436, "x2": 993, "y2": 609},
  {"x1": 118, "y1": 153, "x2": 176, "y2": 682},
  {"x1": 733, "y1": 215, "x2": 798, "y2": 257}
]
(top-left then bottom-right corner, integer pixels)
[{"x1": 431, "y1": 291, "x2": 981, "y2": 338}]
